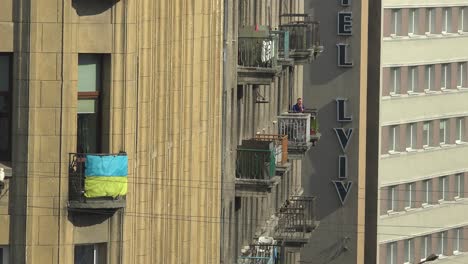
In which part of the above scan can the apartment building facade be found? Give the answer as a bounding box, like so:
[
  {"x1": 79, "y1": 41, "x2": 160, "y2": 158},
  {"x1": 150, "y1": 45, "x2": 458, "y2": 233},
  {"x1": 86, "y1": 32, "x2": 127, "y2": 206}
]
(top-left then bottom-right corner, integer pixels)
[
  {"x1": 0, "y1": 0, "x2": 223, "y2": 264},
  {"x1": 302, "y1": 0, "x2": 468, "y2": 264},
  {"x1": 221, "y1": 0, "x2": 322, "y2": 263}
]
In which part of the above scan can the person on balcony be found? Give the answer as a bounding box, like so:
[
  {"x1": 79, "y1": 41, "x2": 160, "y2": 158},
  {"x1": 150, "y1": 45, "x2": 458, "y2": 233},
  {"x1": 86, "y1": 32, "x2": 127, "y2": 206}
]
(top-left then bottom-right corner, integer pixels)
[{"x1": 292, "y1": 98, "x2": 305, "y2": 113}]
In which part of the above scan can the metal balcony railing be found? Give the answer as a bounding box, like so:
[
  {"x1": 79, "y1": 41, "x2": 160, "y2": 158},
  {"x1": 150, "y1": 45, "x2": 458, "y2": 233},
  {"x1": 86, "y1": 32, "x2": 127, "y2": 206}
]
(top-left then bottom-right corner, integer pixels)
[
  {"x1": 277, "y1": 113, "x2": 311, "y2": 150},
  {"x1": 275, "y1": 196, "x2": 316, "y2": 239},
  {"x1": 68, "y1": 153, "x2": 127, "y2": 209},
  {"x1": 254, "y1": 134, "x2": 288, "y2": 165},
  {"x1": 236, "y1": 148, "x2": 276, "y2": 180},
  {"x1": 238, "y1": 26, "x2": 279, "y2": 69},
  {"x1": 238, "y1": 244, "x2": 279, "y2": 264}
]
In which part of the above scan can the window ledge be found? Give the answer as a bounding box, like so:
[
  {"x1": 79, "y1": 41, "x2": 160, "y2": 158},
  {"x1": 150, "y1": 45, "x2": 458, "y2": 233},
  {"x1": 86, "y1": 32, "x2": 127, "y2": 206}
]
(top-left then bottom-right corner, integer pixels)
[
  {"x1": 407, "y1": 91, "x2": 423, "y2": 96},
  {"x1": 388, "y1": 150, "x2": 401, "y2": 155},
  {"x1": 457, "y1": 87, "x2": 468, "y2": 91},
  {"x1": 441, "y1": 88, "x2": 457, "y2": 93},
  {"x1": 440, "y1": 143, "x2": 454, "y2": 148},
  {"x1": 424, "y1": 90, "x2": 439, "y2": 94},
  {"x1": 456, "y1": 141, "x2": 468, "y2": 145},
  {"x1": 405, "y1": 148, "x2": 418, "y2": 152},
  {"x1": 389, "y1": 93, "x2": 402, "y2": 97},
  {"x1": 422, "y1": 203, "x2": 433, "y2": 208}
]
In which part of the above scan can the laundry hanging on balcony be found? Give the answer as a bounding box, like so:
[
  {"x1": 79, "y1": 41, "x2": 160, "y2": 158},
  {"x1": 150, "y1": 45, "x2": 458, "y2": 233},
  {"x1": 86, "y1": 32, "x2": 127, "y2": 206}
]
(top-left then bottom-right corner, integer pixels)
[{"x1": 84, "y1": 154, "x2": 128, "y2": 198}]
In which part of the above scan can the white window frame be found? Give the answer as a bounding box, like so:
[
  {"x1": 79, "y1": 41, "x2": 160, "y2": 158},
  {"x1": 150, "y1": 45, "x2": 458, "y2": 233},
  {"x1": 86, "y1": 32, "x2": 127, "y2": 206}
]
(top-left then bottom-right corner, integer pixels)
[
  {"x1": 456, "y1": 117, "x2": 465, "y2": 143},
  {"x1": 423, "y1": 180, "x2": 431, "y2": 206},
  {"x1": 423, "y1": 121, "x2": 431, "y2": 147},
  {"x1": 404, "y1": 239, "x2": 414, "y2": 264},
  {"x1": 406, "y1": 123, "x2": 416, "y2": 150},
  {"x1": 458, "y1": 62, "x2": 467, "y2": 88},
  {"x1": 454, "y1": 228, "x2": 463, "y2": 254},
  {"x1": 406, "y1": 183, "x2": 415, "y2": 209},
  {"x1": 425, "y1": 65, "x2": 435, "y2": 92},
  {"x1": 441, "y1": 64, "x2": 451, "y2": 90},
  {"x1": 390, "y1": 68, "x2": 401, "y2": 95},
  {"x1": 460, "y1": 8, "x2": 467, "y2": 32},
  {"x1": 392, "y1": 9, "x2": 402, "y2": 36},
  {"x1": 439, "y1": 176, "x2": 448, "y2": 202},
  {"x1": 440, "y1": 119, "x2": 447, "y2": 145},
  {"x1": 388, "y1": 186, "x2": 397, "y2": 212},
  {"x1": 439, "y1": 231, "x2": 448, "y2": 256},
  {"x1": 408, "y1": 66, "x2": 418, "y2": 93},
  {"x1": 389, "y1": 126, "x2": 398, "y2": 152},
  {"x1": 387, "y1": 242, "x2": 397, "y2": 264},
  {"x1": 455, "y1": 173, "x2": 464, "y2": 199},
  {"x1": 408, "y1": 9, "x2": 418, "y2": 35},
  {"x1": 442, "y1": 8, "x2": 452, "y2": 34},
  {"x1": 421, "y1": 235, "x2": 431, "y2": 262},
  {"x1": 426, "y1": 8, "x2": 436, "y2": 34}
]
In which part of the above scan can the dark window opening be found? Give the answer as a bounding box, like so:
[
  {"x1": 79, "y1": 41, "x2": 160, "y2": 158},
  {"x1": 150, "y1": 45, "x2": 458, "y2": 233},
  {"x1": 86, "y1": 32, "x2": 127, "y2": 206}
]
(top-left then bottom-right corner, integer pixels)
[{"x1": 0, "y1": 54, "x2": 12, "y2": 162}]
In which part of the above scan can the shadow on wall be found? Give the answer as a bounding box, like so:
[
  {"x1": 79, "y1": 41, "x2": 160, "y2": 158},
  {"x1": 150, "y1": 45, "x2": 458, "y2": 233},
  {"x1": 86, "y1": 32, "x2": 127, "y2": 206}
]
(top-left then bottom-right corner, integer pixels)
[
  {"x1": 72, "y1": 0, "x2": 118, "y2": 16},
  {"x1": 68, "y1": 211, "x2": 114, "y2": 227}
]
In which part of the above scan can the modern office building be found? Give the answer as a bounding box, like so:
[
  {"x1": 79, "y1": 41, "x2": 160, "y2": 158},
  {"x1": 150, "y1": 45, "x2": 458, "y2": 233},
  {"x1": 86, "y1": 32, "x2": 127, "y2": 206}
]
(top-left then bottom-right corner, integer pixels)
[
  {"x1": 0, "y1": 0, "x2": 223, "y2": 264},
  {"x1": 221, "y1": 0, "x2": 323, "y2": 263},
  {"x1": 302, "y1": 0, "x2": 468, "y2": 264}
]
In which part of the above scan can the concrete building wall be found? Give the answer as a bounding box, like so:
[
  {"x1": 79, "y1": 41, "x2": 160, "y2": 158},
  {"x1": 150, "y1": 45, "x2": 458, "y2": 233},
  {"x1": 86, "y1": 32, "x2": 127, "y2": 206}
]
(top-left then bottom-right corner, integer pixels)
[{"x1": 0, "y1": 0, "x2": 223, "y2": 263}]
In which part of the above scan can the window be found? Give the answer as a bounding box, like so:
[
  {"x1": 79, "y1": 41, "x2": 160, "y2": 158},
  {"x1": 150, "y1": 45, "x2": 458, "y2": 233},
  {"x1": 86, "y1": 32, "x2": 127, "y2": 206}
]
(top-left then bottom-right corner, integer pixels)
[
  {"x1": 439, "y1": 231, "x2": 448, "y2": 256},
  {"x1": 460, "y1": 8, "x2": 468, "y2": 32},
  {"x1": 390, "y1": 68, "x2": 401, "y2": 94},
  {"x1": 0, "y1": 54, "x2": 12, "y2": 161},
  {"x1": 406, "y1": 183, "x2": 416, "y2": 209},
  {"x1": 425, "y1": 65, "x2": 435, "y2": 91},
  {"x1": 421, "y1": 235, "x2": 432, "y2": 261},
  {"x1": 408, "y1": 9, "x2": 419, "y2": 35},
  {"x1": 426, "y1": 8, "x2": 436, "y2": 34},
  {"x1": 408, "y1": 66, "x2": 418, "y2": 93},
  {"x1": 439, "y1": 176, "x2": 448, "y2": 201},
  {"x1": 423, "y1": 179, "x2": 432, "y2": 205},
  {"x1": 387, "y1": 242, "x2": 397, "y2": 264},
  {"x1": 388, "y1": 186, "x2": 397, "y2": 212},
  {"x1": 439, "y1": 119, "x2": 448, "y2": 145},
  {"x1": 74, "y1": 244, "x2": 106, "y2": 264},
  {"x1": 77, "y1": 54, "x2": 103, "y2": 154},
  {"x1": 456, "y1": 117, "x2": 465, "y2": 143},
  {"x1": 389, "y1": 126, "x2": 399, "y2": 152},
  {"x1": 454, "y1": 228, "x2": 463, "y2": 254},
  {"x1": 455, "y1": 173, "x2": 464, "y2": 198},
  {"x1": 391, "y1": 9, "x2": 402, "y2": 35},
  {"x1": 458, "y1": 62, "x2": 467, "y2": 88},
  {"x1": 0, "y1": 246, "x2": 8, "y2": 264},
  {"x1": 406, "y1": 123, "x2": 417, "y2": 150},
  {"x1": 423, "y1": 121, "x2": 432, "y2": 147},
  {"x1": 404, "y1": 239, "x2": 414, "y2": 263},
  {"x1": 442, "y1": 8, "x2": 452, "y2": 33},
  {"x1": 441, "y1": 64, "x2": 451, "y2": 89}
]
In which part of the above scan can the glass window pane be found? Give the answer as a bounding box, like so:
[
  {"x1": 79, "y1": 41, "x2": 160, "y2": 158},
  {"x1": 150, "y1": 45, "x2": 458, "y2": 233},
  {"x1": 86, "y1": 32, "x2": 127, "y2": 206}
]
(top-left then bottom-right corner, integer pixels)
[
  {"x1": 74, "y1": 245, "x2": 95, "y2": 264},
  {"x1": 0, "y1": 55, "x2": 9, "y2": 92},
  {"x1": 77, "y1": 99, "x2": 97, "y2": 114},
  {"x1": 77, "y1": 112, "x2": 99, "y2": 153},
  {"x1": 78, "y1": 54, "x2": 101, "y2": 92}
]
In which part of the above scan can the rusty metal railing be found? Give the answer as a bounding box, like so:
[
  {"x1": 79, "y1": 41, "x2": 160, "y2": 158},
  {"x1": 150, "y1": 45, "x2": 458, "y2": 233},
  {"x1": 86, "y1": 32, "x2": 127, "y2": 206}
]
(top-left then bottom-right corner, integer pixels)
[
  {"x1": 275, "y1": 196, "x2": 316, "y2": 238},
  {"x1": 254, "y1": 134, "x2": 288, "y2": 164}
]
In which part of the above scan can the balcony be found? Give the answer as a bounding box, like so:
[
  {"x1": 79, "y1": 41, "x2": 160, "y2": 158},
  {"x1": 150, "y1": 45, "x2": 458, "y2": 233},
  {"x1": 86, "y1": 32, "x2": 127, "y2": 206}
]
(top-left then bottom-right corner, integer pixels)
[
  {"x1": 279, "y1": 14, "x2": 323, "y2": 64},
  {"x1": 68, "y1": 153, "x2": 127, "y2": 210},
  {"x1": 278, "y1": 113, "x2": 319, "y2": 158},
  {"x1": 238, "y1": 26, "x2": 282, "y2": 85},
  {"x1": 238, "y1": 243, "x2": 279, "y2": 264},
  {"x1": 274, "y1": 196, "x2": 317, "y2": 247}
]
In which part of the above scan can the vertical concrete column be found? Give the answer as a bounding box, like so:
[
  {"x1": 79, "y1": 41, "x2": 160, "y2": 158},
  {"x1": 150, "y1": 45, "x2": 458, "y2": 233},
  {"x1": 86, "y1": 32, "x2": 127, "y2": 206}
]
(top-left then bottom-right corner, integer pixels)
[
  {"x1": 435, "y1": 8, "x2": 443, "y2": 33},
  {"x1": 379, "y1": 244, "x2": 387, "y2": 264},
  {"x1": 432, "y1": 119, "x2": 440, "y2": 147},
  {"x1": 448, "y1": 118, "x2": 457, "y2": 144},
  {"x1": 380, "y1": 187, "x2": 388, "y2": 215},
  {"x1": 401, "y1": 9, "x2": 409, "y2": 36},
  {"x1": 416, "y1": 122, "x2": 424, "y2": 149},
  {"x1": 383, "y1": 9, "x2": 392, "y2": 37},
  {"x1": 415, "y1": 181, "x2": 424, "y2": 208},
  {"x1": 418, "y1": 8, "x2": 426, "y2": 35},
  {"x1": 399, "y1": 123, "x2": 407, "y2": 151},
  {"x1": 452, "y1": 7, "x2": 459, "y2": 33},
  {"x1": 381, "y1": 126, "x2": 389, "y2": 154},
  {"x1": 434, "y1": 64, "x2": 442, "y2": 91},
  {"x1": 382, "y1": 67, "x2": 390, "y2": 96},
  {"x1": 400, "y1": 66, "x2": 408, "y2": 94},
  {"x1": 451, "y1": 63, "x2": 458, "y2": 89},
  {"x1": 432, "y1": 177, "x2": 440, "y2": 204},
  {"x1": 417, "y1": 65, "x2": 426, "y2": 93}
]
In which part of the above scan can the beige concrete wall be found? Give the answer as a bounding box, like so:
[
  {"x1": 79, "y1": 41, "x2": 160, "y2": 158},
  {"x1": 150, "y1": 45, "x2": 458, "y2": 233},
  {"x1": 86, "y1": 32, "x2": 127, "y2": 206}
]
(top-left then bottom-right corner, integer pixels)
[
  {"x1": 382, "y1": 36, "x2": 468, "y2": 66},
  {"x1": 381, "y1": 91, "x2": 468, "y2": 125},
  {"x1": 384, "y1": 0, "x2": 468, "y2": 8}
]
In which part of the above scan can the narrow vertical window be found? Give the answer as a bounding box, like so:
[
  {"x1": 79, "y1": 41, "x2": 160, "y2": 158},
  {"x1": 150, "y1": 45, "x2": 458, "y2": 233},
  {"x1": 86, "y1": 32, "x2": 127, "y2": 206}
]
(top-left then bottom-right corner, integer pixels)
[
  {"x1": 423, "y1": 179, "x2": 432, "y2": 205},
  {"x1": 406, "y1": 123, "x2": 416, "y2": 150},
  {"x1": 423, "y1": 121, "x2": 431, "y2": 147},
  {"x1": 74, "y1": 244, "x2": 106, "y2": 264},
  {"x1": 439, "y1": 119, "x2": 447, "y2": 145},
  {"x1": 408, "y1": 9, "x2": 419, "y2": 35},
  {"x1": 458, "y1": 62, "x2": 467, "y2": 88},
  {"x1": 0, "y1": 54, "x2": 12, "y2": 162},
  {"x1": 388, "y1": 186, "x2": 397, "y2": 212},
  {"x1": 406, "y1": 183, "x2": 415, "y2": 209},
  {"x1": 392, "y1": 9, "x2": 402, "y2": 35},
  {"x1": 439, "y1": 231, "x2": 448, "y2": 256},
  {"x1": 426, "y1": 8, "x2": 435, "y2": 33},
  {"x1": 390, "y1": 68, "x2": 401, "y2": 94},
  {"x1": 441, "y1": 64, "x2": 451, "y2": 89},
  {"x1": 77, "y1": 54, "x2": 102, "y2": 154},
  {"x1": 456, "y1": 117, "x2": 465, "y2": 143},
  {"x1": 460, "y1": 8, "x2": 467, "y2": 32},
  {"x1": 442, "y1": 8, "x2": 452, "y2": 33},
  {"x1": 408, "y1": 66, "x2": 418, "y2": 93},
  {"x1": 425, "y1": 65, "x2": 435, "y2": 91},
  {"x1": 387, "y1": 242, "x2": 397, "y2": 264},
  {"x1": 454, "y1": 228, "x2": 463, "y2": 254},
  {"x1": 421, "y1": 236, "x2": 432, "y2": 262},
  {"x1": 439, "y1": 176, "x2": 448, "y2": 201},
  {"x1": 404, "y1": 239, "x2": 414, "y2": 263},
  {"x1": 455, "y1": 173, "x2": 464, "y2": 198},
  {"x1": 389, "y1": 126, "x2": 399, "y2": 152}
]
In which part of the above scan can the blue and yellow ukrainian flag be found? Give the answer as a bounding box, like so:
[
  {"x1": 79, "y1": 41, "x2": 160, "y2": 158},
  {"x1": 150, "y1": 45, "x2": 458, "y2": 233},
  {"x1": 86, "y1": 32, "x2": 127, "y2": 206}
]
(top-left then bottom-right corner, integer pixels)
[{"x1": 84, "y1": 154, "x2": 128, "y2": 198}]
